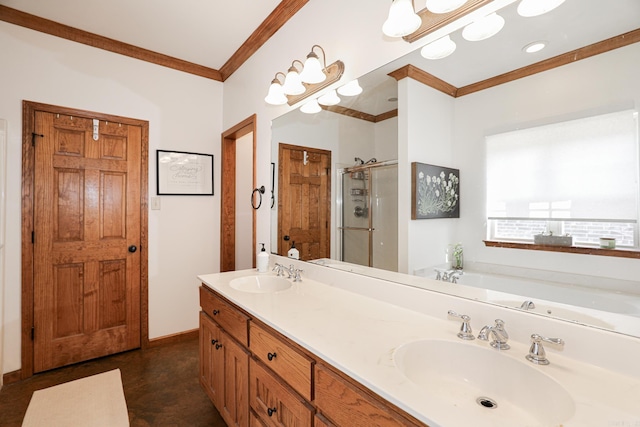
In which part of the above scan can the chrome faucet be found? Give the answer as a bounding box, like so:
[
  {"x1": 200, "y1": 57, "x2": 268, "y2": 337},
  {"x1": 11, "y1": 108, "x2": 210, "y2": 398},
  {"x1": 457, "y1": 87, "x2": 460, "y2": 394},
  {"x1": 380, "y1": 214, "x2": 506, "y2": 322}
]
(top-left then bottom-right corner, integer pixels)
[
  {"x1": 273, "y1": 263, "x2": 286, "y2": 277},
  {"x1": 447, "y1": 310, "x2": 475, "y2": 340},
  {"x1": 526, "y1": 334, "x2": 564, "y2": 365},
  {"x1": 520, "y1": 300, "x2": 536, "y2": 310},
  {"x1": 478, "y1": 319, "x2": 510, "y2": 350},
  {"x1": 275, "y1": 264, "x2": 303, "y2": 282},
  {"x1": 434, "y1": 268, "x2": 462, "y2": 283}
]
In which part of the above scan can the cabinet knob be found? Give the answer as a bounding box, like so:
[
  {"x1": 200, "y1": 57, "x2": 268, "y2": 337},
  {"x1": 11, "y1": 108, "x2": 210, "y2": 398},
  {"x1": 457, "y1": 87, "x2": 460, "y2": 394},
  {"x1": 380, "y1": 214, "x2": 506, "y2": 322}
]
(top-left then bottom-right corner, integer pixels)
[
  {"x1": 267, "y1": 407, "x2": 277, "y2": 417},
  {"x1": 215, "y1": 343, "x2": 222, "y2": 350},
  {"x1": 211, "y1": 339, "x2": 218, "y2": 345},
  {"x1": 267, "y1": 352, "x2": 277, "y2": 361},
  {"x1": 212, "y1": 309, "x2": 220, "y2": 316}
]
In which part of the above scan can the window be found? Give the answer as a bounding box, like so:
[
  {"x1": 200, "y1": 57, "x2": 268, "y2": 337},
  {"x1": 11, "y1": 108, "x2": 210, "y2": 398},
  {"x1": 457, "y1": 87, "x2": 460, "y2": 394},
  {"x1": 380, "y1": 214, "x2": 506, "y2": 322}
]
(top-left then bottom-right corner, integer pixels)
[{"x1": 486, "y1": 110, "x2": 639, "y2": 248}]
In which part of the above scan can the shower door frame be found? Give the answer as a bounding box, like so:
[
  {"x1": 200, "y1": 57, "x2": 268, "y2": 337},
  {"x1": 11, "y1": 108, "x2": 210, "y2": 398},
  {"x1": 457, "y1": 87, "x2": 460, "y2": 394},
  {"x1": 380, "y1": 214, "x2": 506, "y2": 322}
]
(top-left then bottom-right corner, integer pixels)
[{"x1": 338, "y1": 160, "x2": 397, "y2": 267}]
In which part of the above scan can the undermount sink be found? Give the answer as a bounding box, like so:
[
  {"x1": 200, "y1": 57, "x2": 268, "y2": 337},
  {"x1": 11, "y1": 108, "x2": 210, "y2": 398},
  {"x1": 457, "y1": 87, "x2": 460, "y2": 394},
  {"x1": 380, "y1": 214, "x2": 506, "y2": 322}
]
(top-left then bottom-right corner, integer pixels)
[
  {"x1": 229, "y1": 275, "x2": 292, "y2": 293},
  {"x1": 393, "y1": 340, "x2": 575, "y2": 426}
]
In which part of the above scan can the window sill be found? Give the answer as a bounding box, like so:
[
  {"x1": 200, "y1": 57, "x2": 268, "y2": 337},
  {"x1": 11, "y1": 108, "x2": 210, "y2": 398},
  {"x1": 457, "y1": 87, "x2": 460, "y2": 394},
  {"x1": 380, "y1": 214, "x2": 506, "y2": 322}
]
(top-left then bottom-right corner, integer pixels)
[{"x1": 483, "y1": 240, "x2": 640, "y2": 259}]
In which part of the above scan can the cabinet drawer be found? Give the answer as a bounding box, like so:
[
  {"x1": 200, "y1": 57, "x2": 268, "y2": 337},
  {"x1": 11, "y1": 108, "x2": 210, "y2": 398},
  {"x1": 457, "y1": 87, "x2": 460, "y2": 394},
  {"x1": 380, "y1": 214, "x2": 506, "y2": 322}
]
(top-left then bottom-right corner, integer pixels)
[
  {"x1": 250, "y1": 358, "x2": 313, "y2": 427},
  {"x1": 250, "y1": 322, "x2": 313, "y2": 401},
  {"x1": 200, "y1": 285, "x2": 249, "y2": 346},
  {"x1": 314, "y1": 364, "x2": 425, "y2": 427}
]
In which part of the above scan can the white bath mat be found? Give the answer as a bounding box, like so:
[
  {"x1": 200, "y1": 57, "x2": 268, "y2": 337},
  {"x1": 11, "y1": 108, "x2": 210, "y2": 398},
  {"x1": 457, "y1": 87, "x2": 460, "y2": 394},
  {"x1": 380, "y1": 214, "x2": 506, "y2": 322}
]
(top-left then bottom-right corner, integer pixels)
[{"x1": 22, "y1": 368, "x2": 129, "y2": 427}]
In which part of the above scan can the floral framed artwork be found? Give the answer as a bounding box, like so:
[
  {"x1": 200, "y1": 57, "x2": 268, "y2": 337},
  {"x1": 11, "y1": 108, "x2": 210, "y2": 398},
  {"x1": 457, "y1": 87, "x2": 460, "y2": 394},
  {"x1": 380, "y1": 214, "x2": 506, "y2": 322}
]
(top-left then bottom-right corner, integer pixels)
[{"x1": 411, "y1": 162, "x2": 460, "y2": 219}]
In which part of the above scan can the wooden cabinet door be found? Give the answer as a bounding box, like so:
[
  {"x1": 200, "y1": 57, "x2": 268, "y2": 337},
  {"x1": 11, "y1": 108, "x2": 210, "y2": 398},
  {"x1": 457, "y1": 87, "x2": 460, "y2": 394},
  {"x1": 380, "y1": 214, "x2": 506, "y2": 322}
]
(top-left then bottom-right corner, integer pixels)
[
  {"x1": 250, "y1": 358, "x2": 313, "y2": 427},
  {"x1": 220, "y1": 330, "x2": 250, "y2": 427},
  {"x1": 33, "y1": 111, "x2": 142, "y2": 372},
  {"x1": 200, "y1": 312, "x2": 223, "y2": 405}
]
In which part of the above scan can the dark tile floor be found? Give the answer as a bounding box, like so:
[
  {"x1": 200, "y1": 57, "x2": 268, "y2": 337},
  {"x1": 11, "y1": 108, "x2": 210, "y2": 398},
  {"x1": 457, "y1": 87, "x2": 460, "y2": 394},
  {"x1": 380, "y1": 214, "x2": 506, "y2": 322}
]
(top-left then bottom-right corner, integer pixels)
[{"x1": 0, "y1": 337, "x2": 227, "y2": 426}]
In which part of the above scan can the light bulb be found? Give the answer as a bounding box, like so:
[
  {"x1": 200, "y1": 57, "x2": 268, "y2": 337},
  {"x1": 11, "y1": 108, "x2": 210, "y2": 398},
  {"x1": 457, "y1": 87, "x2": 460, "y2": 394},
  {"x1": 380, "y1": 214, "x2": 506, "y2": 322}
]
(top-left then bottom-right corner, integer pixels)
[
  {"x1": 420, "y1": 35, "x2": 457, "y2": 60},
  {"x1": 282, "y1": 66, "x2": 305, "y2": 95},
  {"x1": 337, "y1": 80, "x2": 363, "y2": 96},
  {"x1": 462, "y1": 12, "x2": 505, "y2": 41},
  {"x1": 300, "y1": 99, "x2": 322, "y2": 114},
  {"x1": 299, "y1": 52, "x2": 326, "y2": 84},
  {"x1": 264, "y1": 80, "x2": 288, "y2": 105},
  {"x1": 317, "y1": 89, "x2": 341, "y2": 106},
  {"x1": 382, "y1": 0, "x2": 422, "y2": 38}
]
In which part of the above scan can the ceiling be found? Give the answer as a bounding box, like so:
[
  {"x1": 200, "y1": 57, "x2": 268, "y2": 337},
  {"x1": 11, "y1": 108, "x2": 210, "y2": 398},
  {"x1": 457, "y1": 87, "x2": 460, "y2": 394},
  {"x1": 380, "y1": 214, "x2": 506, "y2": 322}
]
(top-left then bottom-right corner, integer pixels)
[{"x1": 1, "y1": 0, "x2": 639, "y2": 105}]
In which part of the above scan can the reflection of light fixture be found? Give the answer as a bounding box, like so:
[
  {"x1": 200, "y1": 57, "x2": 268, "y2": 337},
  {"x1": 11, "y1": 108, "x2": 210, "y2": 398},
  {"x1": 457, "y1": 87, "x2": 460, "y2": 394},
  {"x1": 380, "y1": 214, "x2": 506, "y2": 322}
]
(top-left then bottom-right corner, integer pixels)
[
  {"x1": 264, "y1": 72, "x2": 288, "y2": 105},
  {"x1": 337, "y1": 79, "x2": 363, "y2": 96},
  {"x1": 299, "y1": 45, "x2": 327, "y2": 84},
  {"x1": 300, "y1": 99, "x2": 322, "y2": 114},
  {"x1": 421, "y1": 35, "x2": 457, "y2": 59},
  {"x1": 282, "y1": 61, "x2": 306, "y2": 95},
  {"x1": 266, "y1": 45, "x2": 346, "y2": 107},
  {"x1": 523, "y1": 41, "x2": 546, "y2": 53},
  {"x1": 383, "y1": 0, "x2": 422, "y2": 37},
  {"x1": 462, "y1": 12, "x2": 505, "y2": 41},
  {"x1": 425, "y1": 0, "x2": 468, "y2": 14},
  {"x1": 517, "y1": 0, "x2": 565, "y2": 17},
  {"x1": 317, "y1": 89, "x2": 341, "y2": 106}
]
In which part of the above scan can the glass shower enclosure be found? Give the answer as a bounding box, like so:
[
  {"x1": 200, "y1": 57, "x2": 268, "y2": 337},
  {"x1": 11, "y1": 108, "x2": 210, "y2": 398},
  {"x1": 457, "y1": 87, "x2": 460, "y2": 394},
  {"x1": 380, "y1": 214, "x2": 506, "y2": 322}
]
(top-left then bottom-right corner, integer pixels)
[{"x1": 338, "y1": 160, "x2": 398, "y2": 272}]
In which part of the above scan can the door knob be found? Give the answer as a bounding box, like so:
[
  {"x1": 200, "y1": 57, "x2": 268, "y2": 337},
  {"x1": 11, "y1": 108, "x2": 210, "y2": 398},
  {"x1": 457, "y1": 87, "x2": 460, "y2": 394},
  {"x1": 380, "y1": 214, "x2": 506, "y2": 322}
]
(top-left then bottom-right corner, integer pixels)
[
  {"x1": 283, "y1": 235, "x2": 290, "y2": 241},
  {"x1": 128, "y1": 245, "x2": 137, "y2": 253}
]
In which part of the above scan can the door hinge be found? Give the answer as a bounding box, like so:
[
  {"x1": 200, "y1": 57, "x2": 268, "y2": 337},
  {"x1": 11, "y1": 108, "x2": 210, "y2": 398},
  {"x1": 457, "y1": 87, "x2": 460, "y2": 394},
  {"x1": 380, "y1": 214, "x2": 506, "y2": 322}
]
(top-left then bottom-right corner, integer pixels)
[
  {"x1": 32, "y1": 132, "x2": 44, "y2": 146},
  {"x1": 31, "y1": 327, "x2": 35, "y2": 340}
]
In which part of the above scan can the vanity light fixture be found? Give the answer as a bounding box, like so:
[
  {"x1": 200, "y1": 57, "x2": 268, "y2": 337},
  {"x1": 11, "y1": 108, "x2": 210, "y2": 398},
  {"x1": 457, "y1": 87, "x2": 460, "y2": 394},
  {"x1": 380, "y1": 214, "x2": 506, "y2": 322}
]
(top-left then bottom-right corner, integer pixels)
[
  {"x1": 425, "y1": 0, "x2": 468, "y2": 14},
  {"x1": 420, "y1": 34, "x2": 457, "y2": 59},
  {"x1": 282, "y1": 61, "x2": 306, "y2": 95},
  {"x1": 337, "y1": 79, "x2": 363, "y2": 96},
  {"x1": 300, "y1": 98, "x2": 322, "y2": 114},
  {"x1": 264, "y1": 45, "x2": 345, "y2": 106},
  {"x1": 299, "y1": 45, "x2": 327, "y2": 84},
  {"x1": 382, "y1": 0, "x2": 422, "y2": 38},
  {"x1": 264, "y1": 72, "x2": 288, "y2": 105},
  {"x1": 317, "y1": 89, "x2": 341, "y2": 106},
  {"x1": 461, "y1": 12, "x2": 505, "y2": 41},
  {"x1": 517, "y1": 0, "x2": 565, "y2": 17},
  {"x1": 523, "y1": 40, "x2": 547, "y2": 53}
]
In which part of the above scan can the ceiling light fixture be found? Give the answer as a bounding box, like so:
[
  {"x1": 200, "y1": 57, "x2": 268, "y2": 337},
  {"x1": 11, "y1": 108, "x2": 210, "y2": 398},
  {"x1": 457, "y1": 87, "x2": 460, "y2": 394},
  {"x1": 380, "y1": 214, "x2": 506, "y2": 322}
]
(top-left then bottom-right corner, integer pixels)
[
  {"x1": 337, "y1": 79, "x2": 363, "y2": 96},
  {"x1": 383, "y1": 0, "x2": 422, "y2": 38},
  {"x1": 425, "y1": 0, "x2": 468, "y2": 14},
  {"x1": 300, "y1": 99, "x2": 322, "y2": 114},
  {"x1": 264, "y1": 45, "x2": 346, "y2": 106},
  {"x1": 462, "y1": 12, "x2": 505, "y2": 41},
  {"x1": 420, "y1": 35, "x2": 457, "y2": 59},
  {"x1": 523, "y1": 41, "x2": 547, "y2": 53},
  {"x1": 317, "y1": 89, "x2": 341, "y2": 106},
  {"x1": 264, "y1": 72, "x2": 288, "y2": 105},
  {"x1": 517, "y1": 0, "x2": 565, "y2": 17}
]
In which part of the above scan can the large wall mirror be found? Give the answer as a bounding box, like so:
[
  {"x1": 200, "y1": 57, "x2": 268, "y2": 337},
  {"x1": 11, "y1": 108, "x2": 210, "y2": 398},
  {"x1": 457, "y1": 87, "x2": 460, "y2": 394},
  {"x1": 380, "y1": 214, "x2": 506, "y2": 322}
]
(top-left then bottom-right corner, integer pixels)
[{"x1": 271, "y1": 0, "x2": 640, "y2": 338}]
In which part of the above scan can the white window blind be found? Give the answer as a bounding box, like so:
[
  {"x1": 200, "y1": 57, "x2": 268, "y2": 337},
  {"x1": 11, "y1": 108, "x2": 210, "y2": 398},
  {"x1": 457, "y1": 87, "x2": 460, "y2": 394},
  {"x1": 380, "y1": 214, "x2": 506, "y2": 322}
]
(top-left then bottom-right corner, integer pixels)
[{"x1": 486, "y1": 110, "x2": 639, "y2": 222}]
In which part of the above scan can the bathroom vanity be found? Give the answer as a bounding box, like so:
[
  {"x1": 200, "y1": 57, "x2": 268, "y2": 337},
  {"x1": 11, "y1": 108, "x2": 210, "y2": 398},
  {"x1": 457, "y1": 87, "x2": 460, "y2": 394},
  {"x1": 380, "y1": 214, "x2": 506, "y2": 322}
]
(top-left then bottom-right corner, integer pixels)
[{"x1": 198, "y1": 256, "x2": 640, "y2": 427}]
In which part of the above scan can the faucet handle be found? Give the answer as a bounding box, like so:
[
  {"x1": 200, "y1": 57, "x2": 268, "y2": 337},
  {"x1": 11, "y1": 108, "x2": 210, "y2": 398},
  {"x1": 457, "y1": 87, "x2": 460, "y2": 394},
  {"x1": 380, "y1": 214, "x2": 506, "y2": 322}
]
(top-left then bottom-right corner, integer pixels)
[
  {"x1": 292, "y1": 268, "x2": 303, "y2": 282},
  {"x1": 526, "y1": 334, "x2": 565, "y2": 365},
  {"x1": 273, "y1": 263, "x2": 285, "y2": 276},
  {"x1": 447, "y1": 310, "x2": 475, "y2": 340}
]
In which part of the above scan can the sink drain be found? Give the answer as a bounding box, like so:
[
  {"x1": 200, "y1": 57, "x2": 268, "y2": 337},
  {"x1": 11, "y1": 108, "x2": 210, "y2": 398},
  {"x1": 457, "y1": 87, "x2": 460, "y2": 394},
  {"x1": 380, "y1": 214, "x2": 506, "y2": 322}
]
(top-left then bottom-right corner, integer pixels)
[{"x1": 476, "y1": 396, "x2": 498, "y2": 409}]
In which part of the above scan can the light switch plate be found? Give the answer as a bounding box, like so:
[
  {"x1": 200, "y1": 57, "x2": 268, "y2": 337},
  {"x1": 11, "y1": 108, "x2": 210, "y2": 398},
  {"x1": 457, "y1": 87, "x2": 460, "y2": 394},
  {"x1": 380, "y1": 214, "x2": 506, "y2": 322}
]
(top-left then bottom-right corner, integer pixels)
[{"x1": 150, "y1": 196, "x2": 161, "y2": 210}]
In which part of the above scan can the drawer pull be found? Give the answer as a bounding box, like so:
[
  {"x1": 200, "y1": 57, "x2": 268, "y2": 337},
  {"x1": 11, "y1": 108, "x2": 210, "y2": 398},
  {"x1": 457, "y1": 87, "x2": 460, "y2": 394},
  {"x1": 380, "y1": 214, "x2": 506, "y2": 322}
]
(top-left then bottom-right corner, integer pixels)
[
  {"x1": 215, "y1": 343, "x2": 223, "y2": 350},
  {"x1": 267, "y1": 407, "x2": 277, "y2": 417},
  {"x1": 211, "y1": 339, "x2": 218, "y2": 345},
  {"x1": 212, "y1": 309, "x2": 220, "y2": 316},
  {"x1": 267, "y1": 352, "x2": 277, "y2": 361}
]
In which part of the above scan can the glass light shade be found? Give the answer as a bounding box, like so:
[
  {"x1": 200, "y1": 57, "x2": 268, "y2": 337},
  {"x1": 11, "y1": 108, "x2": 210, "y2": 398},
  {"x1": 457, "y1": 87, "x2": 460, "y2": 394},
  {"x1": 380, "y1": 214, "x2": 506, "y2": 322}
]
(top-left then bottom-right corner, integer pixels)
[
  {"x1": 299, "y1": 52, "x2": 326, "y2": 84},
  {"x1": 264, "y1": 80, "x2": 288, "y2": 105},
  {"x1": 425, "y1": 0, "x2": 468, "y2": 14},
  {"x1": 462, "y1": 12, "x2": 505, "y2": 41},
  {"x1": 300, "y1": 99, "x2": 322, "y2": 114},
  {"x1": 382, "y1": 0, "x2": 422, "y2": 38},
  {"x1": 420, "y1": 35, "x2": 457, "y2": 59},
  {"x1": 317, "y1": 89, "x2": 341, "y2": 106},
  {"x1": 282, "y1": 67, "x2": 306, "y2": 95},
  {"x1": 337, "y1": 79, "x2": 363, "y2": 96},
  {"x1": 517, "y1": 0, "x2": 565, "y2": 17}
]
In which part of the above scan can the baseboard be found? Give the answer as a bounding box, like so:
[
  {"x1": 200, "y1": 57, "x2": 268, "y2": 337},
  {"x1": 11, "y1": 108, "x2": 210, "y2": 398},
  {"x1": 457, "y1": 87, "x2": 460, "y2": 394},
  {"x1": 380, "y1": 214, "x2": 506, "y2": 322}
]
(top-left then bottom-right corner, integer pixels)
[
  {"x1": 3, "y1": 369, "x2": 22, "y2": 385},
  {"x1": 148, "y1": 329, "x2": 199, "y2": 348}
]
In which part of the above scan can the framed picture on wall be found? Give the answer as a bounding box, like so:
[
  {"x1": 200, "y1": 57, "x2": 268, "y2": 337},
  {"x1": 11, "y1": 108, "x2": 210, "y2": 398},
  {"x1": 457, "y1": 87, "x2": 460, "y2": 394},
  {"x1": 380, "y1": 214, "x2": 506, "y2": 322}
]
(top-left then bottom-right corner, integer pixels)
[
  {"x1": 156, "y1": 150, "x2": 214, "y2": 195},
  {"x1": 411, "y1": 162, "x2": 460, "y2": 219}
]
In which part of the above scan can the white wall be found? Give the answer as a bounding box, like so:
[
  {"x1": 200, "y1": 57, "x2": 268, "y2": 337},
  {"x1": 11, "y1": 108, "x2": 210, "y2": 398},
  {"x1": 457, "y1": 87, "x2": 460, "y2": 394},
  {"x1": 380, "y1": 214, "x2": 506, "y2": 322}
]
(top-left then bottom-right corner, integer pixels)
[
  {"x1": 0, "y1": 22, "x2": 223, "y2": 374},
  {"x1": 450, "y1": 42, "x2": 640, "y2": 283}
]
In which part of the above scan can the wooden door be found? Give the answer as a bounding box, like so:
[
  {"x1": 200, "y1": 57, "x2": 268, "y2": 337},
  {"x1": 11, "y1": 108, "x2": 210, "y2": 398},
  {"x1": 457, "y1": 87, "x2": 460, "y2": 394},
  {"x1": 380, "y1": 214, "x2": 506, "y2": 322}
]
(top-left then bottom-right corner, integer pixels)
[
  {"x1": 32, "y1": 110, "x2": 142, "y2": 372},
  {"x1": 277, "y1": 144, "x2": 330, "y2": 260}
]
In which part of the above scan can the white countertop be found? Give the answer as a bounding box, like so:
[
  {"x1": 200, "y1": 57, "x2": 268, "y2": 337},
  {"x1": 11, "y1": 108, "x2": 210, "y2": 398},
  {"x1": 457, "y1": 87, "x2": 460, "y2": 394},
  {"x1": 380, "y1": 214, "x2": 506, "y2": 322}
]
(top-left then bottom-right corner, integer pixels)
[{"x1": 198, "y1": 263, "x2": 640, "y2": 427}]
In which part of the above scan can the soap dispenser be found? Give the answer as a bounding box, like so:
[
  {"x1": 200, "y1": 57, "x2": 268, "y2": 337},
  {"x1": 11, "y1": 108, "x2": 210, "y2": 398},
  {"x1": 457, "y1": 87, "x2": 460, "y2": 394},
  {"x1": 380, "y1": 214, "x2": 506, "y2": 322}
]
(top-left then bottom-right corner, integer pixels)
[
  {"x1": 257, "y1": 243, "x2": 269, "y2": 273},
  {"x1": 287, "y1": 241, "x2": 299, "y2": 260}
]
